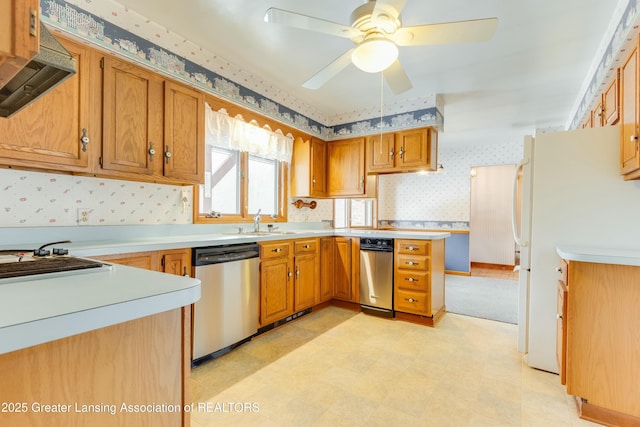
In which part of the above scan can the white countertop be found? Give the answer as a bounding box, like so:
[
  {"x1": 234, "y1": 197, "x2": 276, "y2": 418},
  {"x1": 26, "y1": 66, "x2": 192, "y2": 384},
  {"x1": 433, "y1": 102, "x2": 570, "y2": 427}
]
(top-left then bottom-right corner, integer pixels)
[
  {"x1": 0, "y1": 263, "x2": 200, "y2": 355},
  {"x1": 557, "y1": 246, "x2": 640, "y2": 267},
  {"x1": 63, "y1": 229, "x2": 451, "y2": 257}
]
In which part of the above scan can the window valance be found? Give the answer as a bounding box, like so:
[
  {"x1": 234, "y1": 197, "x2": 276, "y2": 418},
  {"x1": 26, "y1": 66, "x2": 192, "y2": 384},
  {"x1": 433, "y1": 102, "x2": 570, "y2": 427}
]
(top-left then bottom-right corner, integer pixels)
[{"x1": 205, "y1": 103, "x2": 294, "y2": 163}]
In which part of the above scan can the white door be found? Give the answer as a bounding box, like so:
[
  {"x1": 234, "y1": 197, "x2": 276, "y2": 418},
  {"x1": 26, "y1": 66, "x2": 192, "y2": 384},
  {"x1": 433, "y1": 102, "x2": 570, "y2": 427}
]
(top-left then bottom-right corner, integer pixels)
[{"x1": 470, "y1": 164, "x2": 516, "y2": 266}]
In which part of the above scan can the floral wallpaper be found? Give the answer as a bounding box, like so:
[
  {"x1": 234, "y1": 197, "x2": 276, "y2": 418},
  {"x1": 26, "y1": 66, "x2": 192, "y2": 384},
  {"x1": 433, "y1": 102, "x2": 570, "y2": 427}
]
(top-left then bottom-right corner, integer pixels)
[
  {"x1": 377, "y1": 140, "x2": 524, "y2": 230},
  {"x1": 0, "y1": 169, "x2": 192, "y2": 227},
  {"x1": 42, "y1": 0, "x2": 442, "y2": 140}
]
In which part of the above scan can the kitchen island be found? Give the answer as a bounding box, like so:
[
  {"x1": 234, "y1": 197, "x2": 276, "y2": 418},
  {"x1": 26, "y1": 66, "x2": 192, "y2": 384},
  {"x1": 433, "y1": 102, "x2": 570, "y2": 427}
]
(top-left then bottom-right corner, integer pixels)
[
  {"x1": 556, "y1": 246, "x2": 640, "y2": 426},
  {"x1": 0, "y1": 263, "x2": 200, "y2": 427}
]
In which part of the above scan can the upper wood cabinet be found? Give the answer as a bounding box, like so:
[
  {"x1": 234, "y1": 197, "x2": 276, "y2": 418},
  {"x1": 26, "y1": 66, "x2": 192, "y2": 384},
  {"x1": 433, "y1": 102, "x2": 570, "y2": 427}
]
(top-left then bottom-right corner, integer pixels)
[
  {"x1": 101, "y1": 56, "x2": 204, "y2": 184},
  {"x1": 327, "y1": 137, "x2": 366, "y2": 197},
  {"x1": 591, "y1": 99, "x2": 603, "y2": 128},
  {"x1": 0, "y1": 36, "x2": 91, "y2": 172},
  {"x1": 0, "y1": 0, "x2": 39, "y2": 87},
  {"x1": 163, "y1": 81, "x2": 205, "y2": 183},
  {"x1": 603, "y1": 70, "x2": 620, "y2": 126},
  {"x1": 366, "y1": 127, "x2": 438, "y2": 174},
  {"x1": 620, "y1": 35, "x2": 640, "y2": 179},
  {"x1": 101, "y1": 55, "x2": 163, "y2": 176},
  {"x1": 290, "y1": 136, "x2": 327, "y2": 198}
]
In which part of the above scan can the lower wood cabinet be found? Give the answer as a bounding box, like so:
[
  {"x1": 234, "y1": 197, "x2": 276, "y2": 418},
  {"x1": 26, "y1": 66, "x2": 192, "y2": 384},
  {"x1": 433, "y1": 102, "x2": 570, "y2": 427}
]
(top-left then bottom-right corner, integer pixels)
[
  {"x1": 561, "y1": 258, "x2": 640, "y2": 424},
  {"x1": 319, "y1": 237, "x2": 335, "y2": 302},
  {"x1": 258, "y1": 241, "x2": 294, "y2": 326},
  {"x1": 258, "y1": 239, "x2": 321, "y2": 326},
  {"x1": 91, "y1": 248, "x2": 191, "y2": 276},
  {"x1": 0, "y1": 308, "x2": 192, "y2": 427},
  {"x1": 333, "y1": 237, "x2": 357, "y2": 302},
  {"x1": 393, "y1": 239, "x2": 445, "y2": 325}
]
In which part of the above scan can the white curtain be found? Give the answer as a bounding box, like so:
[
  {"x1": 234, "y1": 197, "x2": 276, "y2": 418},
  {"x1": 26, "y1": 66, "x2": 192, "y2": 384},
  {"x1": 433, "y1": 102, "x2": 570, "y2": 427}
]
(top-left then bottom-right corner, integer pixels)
[{"x1": 205, "y1": 103, "x2": 293, "y2": 163}]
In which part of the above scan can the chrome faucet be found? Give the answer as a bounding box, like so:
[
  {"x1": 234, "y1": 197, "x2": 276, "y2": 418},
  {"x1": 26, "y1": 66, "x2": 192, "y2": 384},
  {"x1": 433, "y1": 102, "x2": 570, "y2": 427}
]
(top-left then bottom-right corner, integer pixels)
[{"x1": 253, "y1": 209, "x2": 262, "y2": 232}]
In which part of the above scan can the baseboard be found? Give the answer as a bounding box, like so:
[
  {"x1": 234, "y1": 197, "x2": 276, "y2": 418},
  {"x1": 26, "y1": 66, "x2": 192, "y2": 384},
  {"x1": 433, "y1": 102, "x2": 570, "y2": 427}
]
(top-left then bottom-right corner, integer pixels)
[
  {"x1": 471, "y1": 262, "x2": 516, "y2": 270},
  {"x1": 575, "y1": 396, "x2": 640, "y2": 426},
  {"x1": 446, "y1": 270, "x2": 471, "y2": 276}
]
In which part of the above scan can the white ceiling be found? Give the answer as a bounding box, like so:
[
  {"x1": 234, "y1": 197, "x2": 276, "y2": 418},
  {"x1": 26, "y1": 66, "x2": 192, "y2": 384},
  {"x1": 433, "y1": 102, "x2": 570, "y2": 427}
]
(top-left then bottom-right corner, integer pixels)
[{"x1": 115, "y1": 0, "x2": 618, "y2": 147}]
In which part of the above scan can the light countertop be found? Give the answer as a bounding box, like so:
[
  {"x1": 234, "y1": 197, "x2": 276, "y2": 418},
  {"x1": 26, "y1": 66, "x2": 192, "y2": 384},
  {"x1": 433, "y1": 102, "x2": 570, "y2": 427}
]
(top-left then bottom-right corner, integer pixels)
[
  {"x1": 0, "y1": 263, "x2": 200, "y2": 355},
  {"x1": 557, "y1": 246, "x2": 640, "y2": 267},
  {"x1": 58, "y1": 229, "x2": 450, "y2": 258}
]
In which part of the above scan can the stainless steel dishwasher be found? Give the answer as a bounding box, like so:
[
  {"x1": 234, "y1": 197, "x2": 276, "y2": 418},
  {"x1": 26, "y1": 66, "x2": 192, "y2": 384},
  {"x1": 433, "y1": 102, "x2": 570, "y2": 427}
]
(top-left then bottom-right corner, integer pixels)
[
  {"x1": 359, "y1": 237, "x2": 394, "y2": 318},
  {"x1": 192, "y1": 243, "x2": 259, "y2": 363}
]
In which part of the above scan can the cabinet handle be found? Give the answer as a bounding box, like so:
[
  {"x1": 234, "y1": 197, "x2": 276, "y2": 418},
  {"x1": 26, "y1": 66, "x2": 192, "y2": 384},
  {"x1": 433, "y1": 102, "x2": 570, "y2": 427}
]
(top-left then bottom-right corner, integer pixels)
[
  {"x1": 271, "y1": 248, "x2": 282, "y2": 253},
  {"x1": 360, "y1": 176, "x2": 364, "y2": 188},
  {"x1": 556, "y1": 314, "x2": 563, "y2": 320},
  {"x1": 405, "y1": 261, "x2": 417, "y2": 266},
  {"x1": 164, "y1": 145, "x2": 172, "y2": 164},
  {"x1": 80, "y1": 128, "x2": 90, "y2": 152},
  {"x1": 148, "y1": 142, "x2": 156, "y2": 161},
  {"x1": 406, "y1": 246, "x2": 418, "y2": 251},
  {"x1": 555, "y1": 267, "x2": 563, "y2": 273},
  {"x1": 399, "y1": 147, "x2": 404, "y2": 159},
  {"x1": 389, "y1": 150, "x2": 394, "y2": 159},
  {"x1": 312, "y1": 177, "x2": 316, "y2": 186},
  {"x1": 182, "y1": 266, "x2": 188, "y2": 276},
  {"x1": 405, "y1": 277, "x2": 418, "y2": 282},
  {"x1": 405, "y1": 297, "x2": 418, "y2": 303},
  {"x1": 303, "y1": 244, "x2": 311, "y2": 249},
  {"x1": 287, "y1": 268, "x2": 292, "y2": 279},
  {"x1": 295, "y1": 266, "x2": 300, "y2": 276}
]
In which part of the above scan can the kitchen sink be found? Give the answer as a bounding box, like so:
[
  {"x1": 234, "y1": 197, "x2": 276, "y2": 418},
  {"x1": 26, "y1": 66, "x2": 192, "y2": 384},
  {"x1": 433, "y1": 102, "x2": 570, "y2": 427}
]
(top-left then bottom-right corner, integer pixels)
[{"x1": 226, "y1": 230, "x2": 298, "y2": 236}]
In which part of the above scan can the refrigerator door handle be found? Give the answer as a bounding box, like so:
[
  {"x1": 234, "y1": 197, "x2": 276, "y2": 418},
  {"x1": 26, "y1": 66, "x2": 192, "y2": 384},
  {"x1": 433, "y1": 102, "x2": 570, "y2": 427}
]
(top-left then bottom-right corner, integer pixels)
[{"x1": 512, "y1": 158, "x2": 530, "y2": 247}]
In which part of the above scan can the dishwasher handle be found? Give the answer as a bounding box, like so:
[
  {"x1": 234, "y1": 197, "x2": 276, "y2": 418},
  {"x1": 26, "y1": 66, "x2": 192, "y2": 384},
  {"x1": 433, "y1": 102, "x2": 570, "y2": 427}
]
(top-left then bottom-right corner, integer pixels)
[{"x1": 194, "y1": 248, "x2": 259, "y2": 266}]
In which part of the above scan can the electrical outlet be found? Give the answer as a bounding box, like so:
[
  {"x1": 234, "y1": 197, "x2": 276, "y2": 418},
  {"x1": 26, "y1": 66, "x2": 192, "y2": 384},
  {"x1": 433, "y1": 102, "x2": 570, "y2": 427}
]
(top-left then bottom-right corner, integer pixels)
[{"x1": 77, "y1": 208, "x2": 91, "y2": 225}]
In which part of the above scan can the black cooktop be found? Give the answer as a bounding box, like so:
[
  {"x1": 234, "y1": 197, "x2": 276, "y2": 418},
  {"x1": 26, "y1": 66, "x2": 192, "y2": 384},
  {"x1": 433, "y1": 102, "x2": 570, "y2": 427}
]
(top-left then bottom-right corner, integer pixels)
[{"x1": 0, "y1": 257, "x2": 106, "y2": 280}]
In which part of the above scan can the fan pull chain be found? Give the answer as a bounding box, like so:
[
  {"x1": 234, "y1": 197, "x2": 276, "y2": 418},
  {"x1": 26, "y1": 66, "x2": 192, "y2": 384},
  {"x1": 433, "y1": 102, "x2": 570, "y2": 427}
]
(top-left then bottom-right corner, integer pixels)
[{"x1": 379, "y1": 71, "x2": 384, "y2": 154}]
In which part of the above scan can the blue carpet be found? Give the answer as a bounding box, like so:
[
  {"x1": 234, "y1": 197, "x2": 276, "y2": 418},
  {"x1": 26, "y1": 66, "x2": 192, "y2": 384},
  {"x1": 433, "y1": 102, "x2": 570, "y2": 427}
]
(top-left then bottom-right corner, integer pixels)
[{"x1": 445, "y1": 274, "x2": 518, "y2": 324}]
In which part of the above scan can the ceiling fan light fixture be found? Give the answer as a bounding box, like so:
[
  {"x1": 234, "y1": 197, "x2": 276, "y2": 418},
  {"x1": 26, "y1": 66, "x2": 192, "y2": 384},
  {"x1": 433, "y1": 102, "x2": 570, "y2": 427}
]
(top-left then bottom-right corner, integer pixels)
[{"x1": 351, "y1": 37, "x2": 398, "y2": 73}]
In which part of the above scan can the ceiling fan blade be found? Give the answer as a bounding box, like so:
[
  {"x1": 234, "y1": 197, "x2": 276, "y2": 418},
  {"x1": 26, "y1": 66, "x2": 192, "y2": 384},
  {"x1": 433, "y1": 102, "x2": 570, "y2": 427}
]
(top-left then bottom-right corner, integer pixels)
[
  {"x1": 383, "y1": 59, "x2": 412, "y2": 95},
  {"x1": 264, "y1": 8, "x2": 362, "y2": 39},
  {"x1": 303, "y1": 48, "x2": 356, "y2": 90},
  {"x1": 392, "y1": 17, "x2": 498, "y2": 46}
]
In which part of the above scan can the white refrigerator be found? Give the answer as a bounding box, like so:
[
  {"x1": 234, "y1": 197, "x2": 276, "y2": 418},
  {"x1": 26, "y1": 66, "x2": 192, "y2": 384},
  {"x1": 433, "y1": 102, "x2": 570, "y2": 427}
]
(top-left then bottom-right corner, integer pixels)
[{"x1": 513, "y1": 125, "x2": 640, "y2": 373}]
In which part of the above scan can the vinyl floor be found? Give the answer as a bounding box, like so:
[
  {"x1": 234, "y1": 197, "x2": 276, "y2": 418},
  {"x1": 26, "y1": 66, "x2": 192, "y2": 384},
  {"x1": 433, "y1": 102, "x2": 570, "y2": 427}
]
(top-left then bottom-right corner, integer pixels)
[{"x1": 190, "y1": 306, "x2": 599, "y2": 426}]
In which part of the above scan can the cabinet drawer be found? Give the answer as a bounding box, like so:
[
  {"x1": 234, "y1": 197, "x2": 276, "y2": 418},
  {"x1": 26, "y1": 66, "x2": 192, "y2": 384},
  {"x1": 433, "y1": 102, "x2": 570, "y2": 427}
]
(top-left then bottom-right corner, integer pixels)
[
  {"x1": 395, "y1": 270, "x2": 429, "y2": 291},
  {"x1": 557, "y1": 259, "x2": 568, "y2": 286},
  {"x1": 294, "y1": 238, "x2": 318, "y2": 254},
  {"x1": 396, "y1": 254, "x2": 428, "y2": 271},
  {"x1": 395, "y1": 288, "x2": 430, "y2": 315},
  {"x1": 259, "y1": 241, "x2": 291, "y2": 259},
  {"x1": 396, "y1": 239, "x2": 430, "y2": 256}
]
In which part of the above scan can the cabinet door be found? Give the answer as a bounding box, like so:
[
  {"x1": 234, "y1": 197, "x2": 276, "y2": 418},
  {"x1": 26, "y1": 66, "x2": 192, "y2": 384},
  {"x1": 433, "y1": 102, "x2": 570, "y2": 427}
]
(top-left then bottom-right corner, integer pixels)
[
  {"x1": 620, "y1": 38, "x2": 640, "y2": 176},
  {"x1": 557, "y1": 278, "x2": 568, "y2": 386},
  {"x1": 591, "y1": 99, "x2": 604, "y2": 128},
  {"x1": 366, "y1": 133, "x2": 395, "y2": 172},
  {"x1": 319, "y1": 237, "x2": 335, "y2": 302},
  {"x1": 161, "y1": 248, "x2": 191, "y2": 277},
  {"x1": 603, "y1": 71, "x2": 620, "y2": 126},
  {"x1": 310, "y1": 137, "x2": 327, "y2": 197},
  {"x1": 327, "y1": 137, "x2": 365, "y2": 196},
  {"x1": 92, "y1": 251, "x2": 157, "y2": 270},
  {"x1": 164, "y1": 81, "x2": 204, "y2": 184},
  {"x1": 101, "y1": 56, "x2": 163, "y2": 176},
  {"x1": 294, "y1": 253, "x2": 317, "y2": 311},
  {"x1": 260, "y1": 256, "x2": 293, "y2": 325},
  {"x1": 396, "y1": 128, "x2": 432, "y2": 170},
  {"x1": 0, "y1": 36, "x2": 90, "y2": 171},
  {"x1": 333, "y1": 237, "x2": 353, "y2": 301}
]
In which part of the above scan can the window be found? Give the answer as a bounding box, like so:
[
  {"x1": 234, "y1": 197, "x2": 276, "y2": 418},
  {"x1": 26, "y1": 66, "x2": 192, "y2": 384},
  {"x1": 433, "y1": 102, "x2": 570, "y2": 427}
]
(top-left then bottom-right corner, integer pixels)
[
  {"x1": 334, "y1": 199, "x2": 375, "y2": 228},
  {"x1": 197, "y1": 103, "x2": 292, "y2": 223},
  {"x1": 248, "y1": 155, "x2": 278, "y2": 216},
  {"x1": 197, "y1": 146, "x2": 286, "y2": 221}
]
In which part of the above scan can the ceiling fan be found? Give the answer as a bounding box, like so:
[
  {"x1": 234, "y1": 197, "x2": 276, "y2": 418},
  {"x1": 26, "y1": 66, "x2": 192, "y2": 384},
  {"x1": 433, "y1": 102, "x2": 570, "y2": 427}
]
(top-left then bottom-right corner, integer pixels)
[{"x1": 264, "y1": 0, "x2": 498, "y2": 95}]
